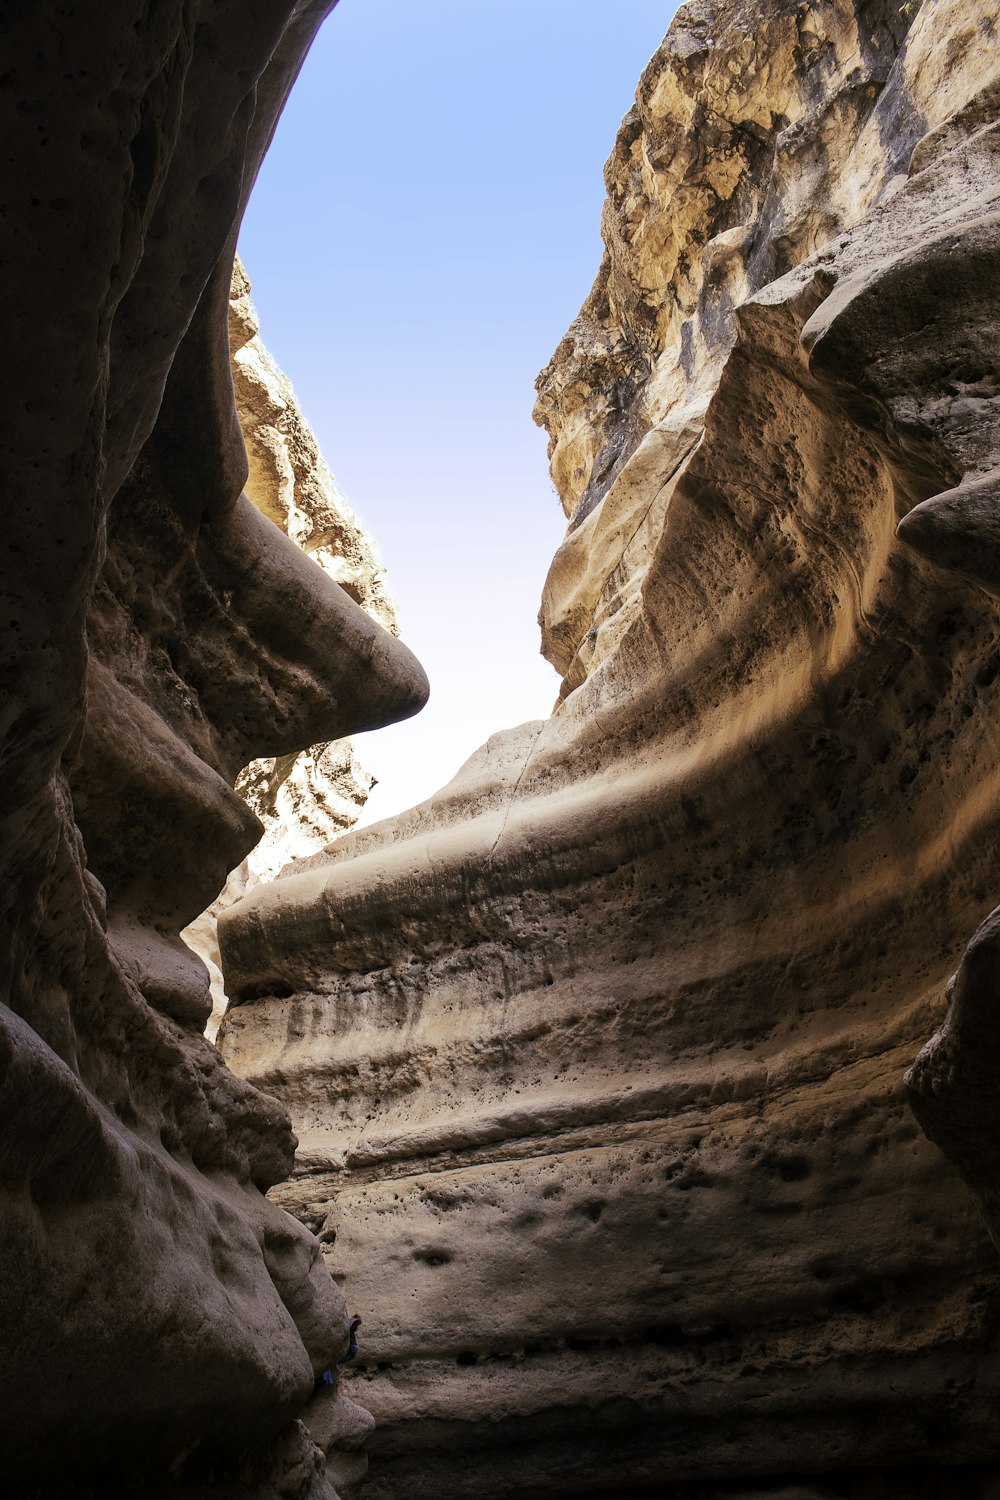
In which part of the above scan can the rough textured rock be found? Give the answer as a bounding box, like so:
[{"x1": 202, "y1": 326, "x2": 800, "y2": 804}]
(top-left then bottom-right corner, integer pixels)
[
  {"x1": 227, "y1": 259, "x2": 397, "y2": 633},
  {"x1": 0, "y1": 4, "x2": 427, "y2": 1494},
  {"x1": 218, "y1": 2, "x2": 1000, "y2": 1495},
  {"x1": 185, "y1": 263, "x2": 397, "y2": 1041}
]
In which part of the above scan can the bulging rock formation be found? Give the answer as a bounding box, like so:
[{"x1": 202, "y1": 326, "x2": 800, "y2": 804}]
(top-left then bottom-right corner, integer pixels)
[
  {"x1": 184, "y1": 263, "x2": 398, "y2": 1041},
  {"x1": 0, "y1": 5, "x2": 427, "y2": 1495},
  {"x1": 218, "y1": 1, "x2": 1000, "y2": 1495}
]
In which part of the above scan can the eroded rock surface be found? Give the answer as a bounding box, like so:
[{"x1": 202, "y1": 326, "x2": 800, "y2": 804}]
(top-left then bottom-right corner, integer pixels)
[
  {"x1": 0, "y1": 5, "x2": 426, "y2": 1495},
  {"x1": 184, "y1": 263, "x2": 397, "y2": 1041},
  {"x1": 218, "y1": 1, "x2": 1000, "y2": 1495}
]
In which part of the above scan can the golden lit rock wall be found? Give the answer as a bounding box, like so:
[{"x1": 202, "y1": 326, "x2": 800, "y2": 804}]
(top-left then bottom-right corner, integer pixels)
[{"x1": 220, "y1": 1, "x2": 1000, "y2": 1494}]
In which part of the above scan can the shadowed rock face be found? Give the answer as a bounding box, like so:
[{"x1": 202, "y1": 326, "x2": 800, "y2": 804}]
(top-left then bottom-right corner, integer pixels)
[
  {"x1": 0, "y1": 4, "x2": 426, "y2": 1494},
  {"x1": 218, "y1": 1, "x2": 1000, "y2": 1496}
]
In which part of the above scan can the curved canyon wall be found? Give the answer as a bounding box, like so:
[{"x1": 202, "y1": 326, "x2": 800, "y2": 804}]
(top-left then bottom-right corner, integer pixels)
[
  {"x1": 0, "y1": 4, "x2": 427, "y2": 1495},
  {"x1": 184, "y1": 261, "x2": 399, "y2": 1041},
  {"x1": 218, "y1": 1, "x2": 1000, "y2": 1496}
]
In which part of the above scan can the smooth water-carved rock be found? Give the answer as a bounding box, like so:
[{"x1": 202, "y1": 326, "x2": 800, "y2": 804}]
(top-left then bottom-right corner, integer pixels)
[
  {"x1": 0, "y1": 4, "x2": 426, "y2": 1494},
  {"x1": 184, "y1": 263, "x2": 398, "y2": 1040},
  {"x1": 219, "y1": 2, "x2": 1000, "y2": 1495}
]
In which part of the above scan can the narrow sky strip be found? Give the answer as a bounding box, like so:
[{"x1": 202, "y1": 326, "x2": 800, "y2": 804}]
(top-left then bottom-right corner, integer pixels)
[{"x1": 240, "y1": 0, "x2": 680, "y2": 825}]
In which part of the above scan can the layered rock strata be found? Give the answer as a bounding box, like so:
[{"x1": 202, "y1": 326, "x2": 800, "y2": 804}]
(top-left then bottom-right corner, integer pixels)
[
  {"x1": 0, "y1": 5, "x2": 427, "y2": 1495},
  {"x1": 219, "y1": 1, "x2": 1000, "y2": 1495},
  {"x1": 185, "y1": 263, "x2": 397, "y2": 1040}
]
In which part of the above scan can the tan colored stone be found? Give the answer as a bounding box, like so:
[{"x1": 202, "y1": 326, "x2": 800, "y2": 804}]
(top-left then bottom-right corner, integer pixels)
[
  {"x1": 219, "y1": 2, "x2": 1000, "y2": 1495},
  {"x1": 185, "y1": 264, "x2": 397, "y2": 1041},
  {"x1": 228, "y1": 257, "x2": 396, "y2": 634}
]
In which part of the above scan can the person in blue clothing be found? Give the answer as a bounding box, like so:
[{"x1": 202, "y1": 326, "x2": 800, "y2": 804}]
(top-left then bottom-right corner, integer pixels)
[{"x1": 316, "y1": 1314, "x2": 363, "y2": 1388}]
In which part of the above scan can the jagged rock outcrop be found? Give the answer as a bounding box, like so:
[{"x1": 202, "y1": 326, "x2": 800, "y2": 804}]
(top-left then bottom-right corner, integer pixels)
[
  {"x1": 185, "y1": 264, "x2": 397, "y2": 1040},
  {"x1": 218, "y1": 2, "x2": 1000, "y2": 1495},
  {"x1": 0, "y1": 5, "x2": 427, "y2": 1496},
  {"x1": 227, "y1": 259, "x2": 396, "y2": 633}
]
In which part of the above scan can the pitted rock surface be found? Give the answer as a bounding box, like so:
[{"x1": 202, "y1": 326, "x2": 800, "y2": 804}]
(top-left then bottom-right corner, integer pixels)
[{"x1": 218, "y1": 2, "x2": 1000, "y2": 1496}]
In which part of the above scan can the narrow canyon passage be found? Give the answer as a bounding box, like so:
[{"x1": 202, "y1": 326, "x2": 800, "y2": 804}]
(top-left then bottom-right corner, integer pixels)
[
  {"x1": 217, "y1": 0, "x2": 1000, "y2": 1494},
  {"x1": 2, "y1": 2, "x2": 1000, "y2": 1499}
]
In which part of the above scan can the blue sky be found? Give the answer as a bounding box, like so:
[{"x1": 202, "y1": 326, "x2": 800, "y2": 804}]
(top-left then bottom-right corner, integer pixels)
[{"x1": 239, "y1": 0, "x2": 679, "y2": 825}]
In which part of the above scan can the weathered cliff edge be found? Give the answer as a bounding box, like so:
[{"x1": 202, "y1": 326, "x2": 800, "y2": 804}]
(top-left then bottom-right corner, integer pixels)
[
  {"x1": 219, "y1": 1, "x2": 1000, "y2": 1495},
  {"x1": 0, "y1": 5, "x2": 427, "y2": 1495},
  {"x1": 184, "y1": 262, "x2": 398, "y2": 1042}
]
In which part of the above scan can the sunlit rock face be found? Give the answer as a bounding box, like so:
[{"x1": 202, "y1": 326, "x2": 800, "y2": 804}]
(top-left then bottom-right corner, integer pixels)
[
  {"x1": 218, "y1": 0, "x2": 1000, "y2": 1494},
  {"x1": 0, "y1": 4, "x2": 427, "y2": 1495},
  {"x1": 184, "y1": 262, "x2": 399, "y2": 1042}
]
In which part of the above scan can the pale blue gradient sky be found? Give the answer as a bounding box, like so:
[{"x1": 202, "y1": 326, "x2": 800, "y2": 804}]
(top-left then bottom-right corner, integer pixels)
[{"x1": 239, "y1": 0, "x2": 679, "y2": 825}]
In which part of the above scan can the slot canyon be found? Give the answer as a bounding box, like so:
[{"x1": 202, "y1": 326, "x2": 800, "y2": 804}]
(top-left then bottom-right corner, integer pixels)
[{"x1": 2, "y1": 1, "x2": 1000, "y2": 1497}]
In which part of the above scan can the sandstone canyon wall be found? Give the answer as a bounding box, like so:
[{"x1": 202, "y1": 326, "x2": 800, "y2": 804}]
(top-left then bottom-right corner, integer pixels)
[
  {"x1": 184, "y1": 261, "x2": 399, "y2": 1042},
  {"x1": 0, "y1": 4, "x2": 427, "y2": 1495},
  {"x1": 218, "y1": 1, "x2": 1000, "y2": 1496}
]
